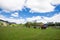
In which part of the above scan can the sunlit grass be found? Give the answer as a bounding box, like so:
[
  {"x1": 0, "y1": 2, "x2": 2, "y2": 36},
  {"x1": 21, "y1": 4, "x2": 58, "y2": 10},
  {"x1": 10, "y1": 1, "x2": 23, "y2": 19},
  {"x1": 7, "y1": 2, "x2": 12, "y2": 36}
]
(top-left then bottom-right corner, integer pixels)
[{"x1": 0, "y1": 27, "x2": 60, "y2": 40}]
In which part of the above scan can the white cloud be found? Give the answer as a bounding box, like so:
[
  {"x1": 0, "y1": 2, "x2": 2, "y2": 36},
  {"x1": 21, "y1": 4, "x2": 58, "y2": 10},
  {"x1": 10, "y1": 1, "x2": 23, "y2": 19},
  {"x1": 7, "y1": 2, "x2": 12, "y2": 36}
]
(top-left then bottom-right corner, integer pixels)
[
  {"x1": 0, "y1": 0, "x2": 25, "y2": 11},
  {"x1": 0, "y1": 13, "x2": 60, "y2": 24},
  {"x1": 0, "y1": 15, "x2": 4, "y2": 20},
  {"x1": 7, "y1": 18, "x2": 26, "y2": 24},
  {"x1": 9, "y1": 13, "x2": 60, "y2": 24},
  {"x1": 0, "y1": 15, "x2": 26, "y2": 24},
  {"x1": 26, "y1": 16, "x2": 48, "y2": 23},
  {"x1": 25, "y1": 0, "x2": 54, "y2": 12},
  {"x1": 26, "y1": 16, "x2": 41, "y2": 22},
  {"x1": 0, "y1": 0, "x2": 60, "y2": 12},
  {"x1": 25, "y1": 0, "x2": 60, "y2": 12},
  {"x1": 26, "y1": 13, "x2": 60, "y2": 23},
  {"x1": 48, "y1": 13, "x2": 60, "y2": 22},
  {"x1": 40, "y1": 13, "x2": 60, "y2": 23},
  {"x1": 11, "y1": 12, "x2": 19, "y2": 17},
  {"x1": 51, "y1": 0, "x2": 60, "y2": 5},
  {"x1": 2, "y1": 9, "x2": 10, "y2": 13}
]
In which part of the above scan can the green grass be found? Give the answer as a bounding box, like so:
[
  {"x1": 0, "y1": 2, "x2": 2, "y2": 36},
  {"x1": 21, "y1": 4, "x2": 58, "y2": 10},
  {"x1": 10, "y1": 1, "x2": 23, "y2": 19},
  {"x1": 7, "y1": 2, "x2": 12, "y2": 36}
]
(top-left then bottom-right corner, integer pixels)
[{"x1": 0, "y1": 27, "x2": 60, "y2": 40}]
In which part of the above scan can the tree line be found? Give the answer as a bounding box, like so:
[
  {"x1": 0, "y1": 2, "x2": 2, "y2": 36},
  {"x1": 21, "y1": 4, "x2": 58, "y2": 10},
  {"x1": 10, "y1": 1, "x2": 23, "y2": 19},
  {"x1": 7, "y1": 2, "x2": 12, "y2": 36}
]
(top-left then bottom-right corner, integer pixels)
[{"x1": 0, "y1": 19, "x2": 60, "y2": 29}]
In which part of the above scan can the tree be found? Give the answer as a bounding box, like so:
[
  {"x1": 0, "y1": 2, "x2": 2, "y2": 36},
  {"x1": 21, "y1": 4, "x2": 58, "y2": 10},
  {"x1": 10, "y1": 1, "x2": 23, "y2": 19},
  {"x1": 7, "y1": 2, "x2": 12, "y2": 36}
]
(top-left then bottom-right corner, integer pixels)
[{"x1": 25, "y1": 22, "x2": 32, "y2": 28}]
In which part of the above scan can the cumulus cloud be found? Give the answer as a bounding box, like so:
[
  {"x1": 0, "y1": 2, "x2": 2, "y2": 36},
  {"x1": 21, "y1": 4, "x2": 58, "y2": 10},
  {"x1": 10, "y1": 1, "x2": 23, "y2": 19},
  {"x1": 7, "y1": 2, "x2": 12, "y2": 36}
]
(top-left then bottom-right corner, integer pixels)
[
  {"x1": 7, "y1": 18, "x2": 26, "y2": 24},
  {"x1": 11, "y1": 12, "x2": 19, "y2": 17},
  {"x1": 26, "y1": 16, "x2": 41, "y2": 22},
  {"x1": 39, "y1": 13, "x2": 60, "y2": 23},
  {"x1": 51, "y1": 0, "x2": 60, "y2": 5},
  {"x1": 26, "y1": 16, "x2": 48, "y2": 23},
  {"x1": 25, "y1": 0, "x2": 60, "y2": 12},
  {"x1": 0, "y1": 15, "x2": 6, "y2": 20},
  {"x1": 25, "y1": 13, "x2": 60, "y2": 23},
  {"x1": 0, "y1": 15, "x2": 26, "y2": 24},
  {"x1": 25, "y1": 0, "x2": 54, "y2": 12},
  {"x1": 0, "y1": 13, "x2": 60, "y2": 24},
  {"x1": 0, "y1": 0, "x2": 25, "y2": 11},
  {"x1": 47, "y1": 13, "x2": 60, "y2": 22},
  {"x1": 0, "y1": 0, "x2": 60, "y2": 12}
]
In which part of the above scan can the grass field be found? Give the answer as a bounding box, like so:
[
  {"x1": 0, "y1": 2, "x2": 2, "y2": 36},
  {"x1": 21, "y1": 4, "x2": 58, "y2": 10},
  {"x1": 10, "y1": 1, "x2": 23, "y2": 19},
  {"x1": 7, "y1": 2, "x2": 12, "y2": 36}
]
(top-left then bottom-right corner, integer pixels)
[{"x1": 0, "y1": 26, "x2": 60, "y2": 40}]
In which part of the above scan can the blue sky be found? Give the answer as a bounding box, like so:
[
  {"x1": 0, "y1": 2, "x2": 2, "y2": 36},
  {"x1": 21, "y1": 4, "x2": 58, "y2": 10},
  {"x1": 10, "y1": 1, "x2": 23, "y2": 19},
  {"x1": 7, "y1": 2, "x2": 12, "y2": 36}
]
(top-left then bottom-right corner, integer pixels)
[{"x1": 0, "y1": 0, "x2": 60, "y2": 24}]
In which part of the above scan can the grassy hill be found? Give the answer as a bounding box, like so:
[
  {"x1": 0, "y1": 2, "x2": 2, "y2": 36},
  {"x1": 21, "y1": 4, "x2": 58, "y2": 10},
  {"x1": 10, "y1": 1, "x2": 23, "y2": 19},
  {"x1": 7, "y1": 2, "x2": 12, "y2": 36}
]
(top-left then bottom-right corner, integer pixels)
[{"x1": 0, "y1": 27, "x2": 60, "y2": 40}]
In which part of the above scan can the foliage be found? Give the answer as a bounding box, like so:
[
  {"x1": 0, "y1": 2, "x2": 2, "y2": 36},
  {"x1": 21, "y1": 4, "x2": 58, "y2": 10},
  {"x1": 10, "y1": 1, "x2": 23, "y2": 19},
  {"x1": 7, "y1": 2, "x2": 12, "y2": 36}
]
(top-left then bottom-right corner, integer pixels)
[{"x1": 0, "y1": 19, "x2": 60, "y2": 29}]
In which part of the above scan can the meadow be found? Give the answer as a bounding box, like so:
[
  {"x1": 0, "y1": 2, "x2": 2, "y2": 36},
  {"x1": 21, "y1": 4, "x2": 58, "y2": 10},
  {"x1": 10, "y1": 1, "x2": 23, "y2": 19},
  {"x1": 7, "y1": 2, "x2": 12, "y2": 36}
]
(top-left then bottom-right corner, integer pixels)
[{"x1": 0, "y1": 26, "x2": 60, "y2": 40}]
